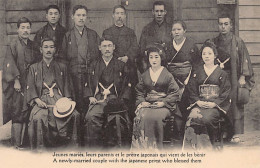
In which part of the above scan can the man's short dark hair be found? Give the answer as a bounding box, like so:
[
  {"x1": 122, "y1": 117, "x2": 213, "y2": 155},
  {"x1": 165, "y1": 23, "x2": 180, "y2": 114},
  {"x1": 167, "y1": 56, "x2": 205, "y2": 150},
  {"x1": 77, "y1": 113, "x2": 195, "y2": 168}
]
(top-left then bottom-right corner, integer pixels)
[
  {"x1": 40, "y1": 37, "x2": 56, "y2": 47},
  {"x1": 153, "y1": 1, "x2": 166, "y2": 10},
  {"x1": 99, "y1": 36, "x2": 114, "y2": 45},
  {"x1": 46, "y1": 5, "x2": 60, "y2": 13},
  {"x1": 17, "y1": 17, "x2": 32, "y2": 28},
  {"x1": 72, "y1": 5, "x2": 88, "y2": 15},
  {"x1": 113, "y1": 5, "x2": 126, "y2": 13},
  {"x1": 218, "y1": 13, "x2": 232, "y2": 23}
]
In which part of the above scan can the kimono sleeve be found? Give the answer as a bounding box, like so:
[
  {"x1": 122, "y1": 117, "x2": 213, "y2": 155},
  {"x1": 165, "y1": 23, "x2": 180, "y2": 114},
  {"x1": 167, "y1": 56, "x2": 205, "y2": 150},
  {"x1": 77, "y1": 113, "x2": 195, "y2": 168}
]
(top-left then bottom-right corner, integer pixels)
[
  {"x1": 160, "y1": 74, "x2": 179, "y2": 112},
  {"x1": 58, "y1": 35, "x2": 69, "y2": 65},
  {"x1": 212, "y1": 72, "x2": 231, "y2": 111},
  {"x1": 25, "y1": 66, "x2": 39, "y2": 105},
  {"x1": 120, "y1": 63, "x2": 132, "y2": 101},
  {"x1": 62, "y1": 66, "x2": 72, "y2": 98},
  {"x1": 135, "y1": 76, "x2": 146, "y2": 106},
  {"x1": 33, "y1": 29, "x2": 42, "y2": 56},
  {"x1": 238, "y1": 38, "x2": 255, "y2": 90},
  {"x1": 83, "y1": 62, "x2": 95, "y2": 98},
  {"x1": 2, "y1": 45, "x2": 19, "y2": 91},
  {"x1": 187, "y1": 73, "x2": 200, "y2": 104}
]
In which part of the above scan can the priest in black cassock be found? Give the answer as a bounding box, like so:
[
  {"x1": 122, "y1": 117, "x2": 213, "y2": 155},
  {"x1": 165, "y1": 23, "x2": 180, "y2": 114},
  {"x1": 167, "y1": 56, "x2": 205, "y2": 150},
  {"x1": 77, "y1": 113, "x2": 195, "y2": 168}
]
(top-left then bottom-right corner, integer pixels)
[{"x1": 102, "y1": 5, "x2": 139, "y2": 118}]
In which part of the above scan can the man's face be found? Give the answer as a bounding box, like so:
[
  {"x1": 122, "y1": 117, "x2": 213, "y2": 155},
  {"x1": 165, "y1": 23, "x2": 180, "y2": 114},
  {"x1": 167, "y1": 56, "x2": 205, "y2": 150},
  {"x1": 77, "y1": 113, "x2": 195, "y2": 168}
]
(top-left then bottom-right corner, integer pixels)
[
  {"x1": 46, "y1": 8, "x2": 60, "y2": 25},
  {"x1": 152, "y1": 5, "x2": 166, "y2": 24},
  {"x1": 40, "y1": 40, "x2": 56, "y2": 59},
  {"x1": 99, "y1": 40, "x2": 115, "y2": 58},
  {"x1": 17, "y1": 22, "x2": 31, "y2": 40},
  {"x1": 218, "y1": 18, "x2": 232, "y2": 35},
  {"x1": 113, "y1": 7, "x2": 126, "y2": 26},
  {"x1": 72, "y1": 9, "x2": 87, "y2": 27}
]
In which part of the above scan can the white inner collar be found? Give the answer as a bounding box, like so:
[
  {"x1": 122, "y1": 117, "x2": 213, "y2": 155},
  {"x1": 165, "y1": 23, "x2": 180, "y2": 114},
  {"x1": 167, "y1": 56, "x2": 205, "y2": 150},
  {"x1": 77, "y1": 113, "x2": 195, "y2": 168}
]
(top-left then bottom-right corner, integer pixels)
[
  {"x1": 204, "y1": 64, "x2": 218, "y2": 76},
  {"x1": 149, "y1": 66, "x2": 164, "y2": 85},
  {"x1": 173, "y1": 37, "x2": 186, "y2": 52}
]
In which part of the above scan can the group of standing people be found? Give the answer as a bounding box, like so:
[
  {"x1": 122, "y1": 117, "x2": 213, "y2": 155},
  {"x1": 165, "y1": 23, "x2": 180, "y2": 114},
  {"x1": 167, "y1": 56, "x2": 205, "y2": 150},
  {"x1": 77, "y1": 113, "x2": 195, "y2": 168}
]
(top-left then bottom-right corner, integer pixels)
[{"x1": 2, "y1": 1, "x2": 254, "y2": 151}]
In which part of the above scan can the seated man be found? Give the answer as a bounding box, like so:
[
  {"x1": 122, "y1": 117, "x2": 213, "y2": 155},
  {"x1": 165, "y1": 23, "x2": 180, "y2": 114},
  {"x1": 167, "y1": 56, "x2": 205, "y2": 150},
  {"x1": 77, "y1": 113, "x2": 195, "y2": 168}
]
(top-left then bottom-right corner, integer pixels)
[
  {"x1": 84, "y1": 37, "x2": 132, "y2": 148},
  {"x1": 25, "y1": 38, "x2": 80, "y2": 151}
]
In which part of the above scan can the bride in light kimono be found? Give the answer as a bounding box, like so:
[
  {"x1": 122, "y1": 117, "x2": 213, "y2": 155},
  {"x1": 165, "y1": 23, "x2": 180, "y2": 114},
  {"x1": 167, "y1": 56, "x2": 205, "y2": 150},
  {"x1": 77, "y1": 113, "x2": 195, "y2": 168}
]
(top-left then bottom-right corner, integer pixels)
[
  {"x1": 131, "y1": 44, "x2": 179, "y2": 150},
  {"x1": 183, "y1": 41, "x2": 231, "y2": 149}
]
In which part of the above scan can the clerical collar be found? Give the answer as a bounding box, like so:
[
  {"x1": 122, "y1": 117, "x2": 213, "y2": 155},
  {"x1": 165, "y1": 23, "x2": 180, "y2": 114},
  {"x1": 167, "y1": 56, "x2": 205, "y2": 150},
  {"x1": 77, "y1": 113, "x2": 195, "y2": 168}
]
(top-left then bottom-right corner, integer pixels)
[
  {"x1": 173, "y1": 37, "x2": 186, "y2": 52},
  {"x1": 115, "y1": 24, "x2": 124, "y2": 28}
]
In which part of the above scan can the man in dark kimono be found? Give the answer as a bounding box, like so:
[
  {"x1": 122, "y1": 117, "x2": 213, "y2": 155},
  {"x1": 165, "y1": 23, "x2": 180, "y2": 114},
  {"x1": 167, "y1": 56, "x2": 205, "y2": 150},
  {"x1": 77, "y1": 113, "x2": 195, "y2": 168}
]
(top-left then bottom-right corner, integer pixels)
[
  {"x1": 60, "y1": 5, "x2": 100, "y2": 115},
  {"x1": 33, "y1": 5, "x2": 66, "y2": 62},
  {"x1": 138, "y1": 1, "x2": 172, "y2": 72},
  {"x1": 102, "y1": 5, "x2": 138, "y2": 118},
  {"x1": 212, "y1": 15, "x2": 255, "y2": 142},
  {"x1": 25, "y1": 38, "x2": 80, "y2": 151},
  {"x1": 84, "y1": 38, "x2": 132, "y2": 147},
  {"x1": 2, "y1": 17, "x2": 36, "y2": 148}
]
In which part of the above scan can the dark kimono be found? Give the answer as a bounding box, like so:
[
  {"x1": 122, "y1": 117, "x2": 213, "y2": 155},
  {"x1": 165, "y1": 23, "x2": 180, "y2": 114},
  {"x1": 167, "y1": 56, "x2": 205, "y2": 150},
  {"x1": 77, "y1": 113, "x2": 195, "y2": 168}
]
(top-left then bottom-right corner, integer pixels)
[
  {"x1": 131, "y1": 67, "x2": 179, "y2": 150},
  {"x1": 84, "y1": 56, "x2": 132, "y2": 147},
  {"x1": 139, "y1": 20, "x2": 172, "y2": 72},
  {"x1": 33, "y1": 23, "x2": 66, "y2": 61},
  {"x1": 60, "y1": 26, "x2": 100, "y2": 114},
  {"x1": 213, "y1": 33, "x2": 255, "y2": 134},
  {"x1": 165, "y1": 37, "x2": 201, "y2": 120},
  {"x1": 184, "y1": 65, "x2": 231, "y2": 149},
  {"x1": 25, "y1": 60, "x2": 80, "y2": 151},
  {"x1": 2, "y1": 37, "x2": 36, "y2": 124}
]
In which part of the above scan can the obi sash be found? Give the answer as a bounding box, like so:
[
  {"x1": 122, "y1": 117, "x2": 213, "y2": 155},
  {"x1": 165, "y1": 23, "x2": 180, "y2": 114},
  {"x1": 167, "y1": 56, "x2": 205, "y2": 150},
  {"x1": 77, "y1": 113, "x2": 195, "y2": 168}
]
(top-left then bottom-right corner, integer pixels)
[
  {"x1": 145, "y1": 90, "x2": 166, "y2": 103},
  {"x1": 199, "y1": 84, "x2": 219, "y2": 100},
  {"x1": 167, "y1": 61, "x2": 192, "y2": 84}
]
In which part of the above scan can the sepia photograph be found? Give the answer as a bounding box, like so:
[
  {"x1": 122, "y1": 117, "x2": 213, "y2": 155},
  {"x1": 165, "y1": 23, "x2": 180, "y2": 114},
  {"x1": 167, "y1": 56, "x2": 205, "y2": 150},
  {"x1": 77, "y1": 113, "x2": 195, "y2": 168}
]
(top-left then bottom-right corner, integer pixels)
[{"x1": 0, "y1": 0, "x2": 260, "y2": 167}]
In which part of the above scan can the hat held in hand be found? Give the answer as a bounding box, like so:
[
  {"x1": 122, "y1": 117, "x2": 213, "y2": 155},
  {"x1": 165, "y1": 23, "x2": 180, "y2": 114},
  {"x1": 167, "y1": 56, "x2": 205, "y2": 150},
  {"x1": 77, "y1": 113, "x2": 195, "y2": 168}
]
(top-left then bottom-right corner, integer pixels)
[{"x1": 53, "y1": 97, "x2": 76, "y2": 118}]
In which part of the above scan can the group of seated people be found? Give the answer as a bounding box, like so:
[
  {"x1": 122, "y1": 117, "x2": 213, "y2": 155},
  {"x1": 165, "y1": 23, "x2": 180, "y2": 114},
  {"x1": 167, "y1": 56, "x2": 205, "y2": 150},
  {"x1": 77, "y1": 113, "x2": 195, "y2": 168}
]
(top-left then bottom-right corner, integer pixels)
[{"x1": 2, "y1": 1, "x2": 254, "y2": 152}]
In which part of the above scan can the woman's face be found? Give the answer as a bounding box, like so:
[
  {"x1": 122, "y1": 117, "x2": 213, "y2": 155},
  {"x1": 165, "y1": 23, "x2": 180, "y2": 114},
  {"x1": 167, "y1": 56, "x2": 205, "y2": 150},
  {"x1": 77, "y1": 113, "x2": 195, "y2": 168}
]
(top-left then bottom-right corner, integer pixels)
[
  {"x1": 149, "y1": 52, "x2": 162, "y2": 68},
  {"x1": 202, "y1": 47, "x2": 216, "y2": 65},
  {"x1": 171, "y1": 23, "x2": 186, "y2": 41}
]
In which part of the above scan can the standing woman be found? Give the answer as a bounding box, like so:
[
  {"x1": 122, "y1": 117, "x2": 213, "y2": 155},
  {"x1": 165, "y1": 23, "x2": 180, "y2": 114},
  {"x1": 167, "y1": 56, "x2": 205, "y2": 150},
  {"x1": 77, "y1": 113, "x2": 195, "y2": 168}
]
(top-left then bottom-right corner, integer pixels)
[
  {"x1": 131, "y1": 45, "x2": 179, "y2": 150},
  {"x1": 183, "y1": 41, "x2": 231, "y2": 149},
  {"x1": 165, "y1": 20, "x2": 201, "y2": 135}
]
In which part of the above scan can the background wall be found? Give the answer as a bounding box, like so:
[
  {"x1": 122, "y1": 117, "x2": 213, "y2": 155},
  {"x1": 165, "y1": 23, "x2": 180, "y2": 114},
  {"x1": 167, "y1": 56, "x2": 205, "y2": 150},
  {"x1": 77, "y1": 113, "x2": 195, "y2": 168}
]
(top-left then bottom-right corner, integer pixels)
[{"x1": 0, "y1": 0, "x2": 259, "y2": 131}]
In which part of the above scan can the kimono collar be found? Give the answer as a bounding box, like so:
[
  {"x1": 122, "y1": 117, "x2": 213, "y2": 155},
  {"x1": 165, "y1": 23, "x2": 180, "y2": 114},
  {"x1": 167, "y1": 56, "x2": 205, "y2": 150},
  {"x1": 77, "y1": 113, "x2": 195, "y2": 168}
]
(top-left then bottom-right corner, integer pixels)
[
  {"x1": 18, "y1": 36, "x2": 28, "y2": 46},
  {"x1": 47, "y1": 23, "x2": 58, "y2": 31},
  {"x1": 149, "y1": 66, "x2": 164, "y2": 85},
  {"x1": 43, "y1": 58, "x2": 54, "y2": 68},
  {"x1": 219, "y1": 32, "x2": 233, "y2": 41},
  {"x1": 204, "y1": 64, "x2": 218, "y2": 77},
  {"x1": 74, "y1": 26, "x2": 87, "y2": 36},
  {"x1": 102, "y1": 56, "x2": 113, "y2": 66},
  {"x1": 173, "y1": 37, "x2": 186, "y2": 52}
]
